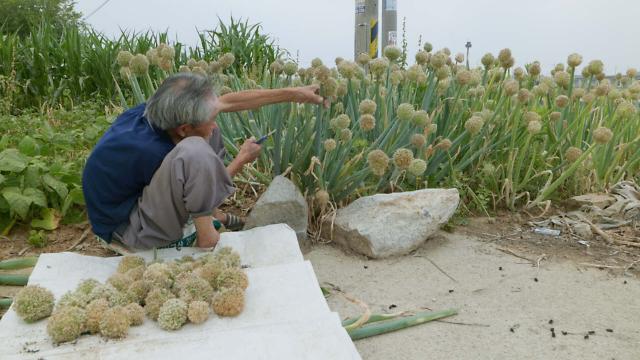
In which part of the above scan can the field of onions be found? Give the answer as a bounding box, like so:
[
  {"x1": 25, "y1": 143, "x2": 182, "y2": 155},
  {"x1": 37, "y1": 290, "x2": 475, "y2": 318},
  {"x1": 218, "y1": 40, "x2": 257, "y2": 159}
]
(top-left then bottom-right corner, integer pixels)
[{"x1": 116, "y1": 43, "x2": 640, "y2": 215}]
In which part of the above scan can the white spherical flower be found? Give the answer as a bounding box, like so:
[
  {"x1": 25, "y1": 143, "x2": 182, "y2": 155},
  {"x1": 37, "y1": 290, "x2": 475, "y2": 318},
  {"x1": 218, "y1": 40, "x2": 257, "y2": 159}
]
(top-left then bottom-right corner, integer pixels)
[
  {"x1": 527, "y1": 120, "x2": 542, "y2": 134},
  {"x1": 393, "y1": 148, "x2": 414, "y2": 170},
  {"x1": 396, "y1": 103, "x2": 415, "y2": 122},
  {"x1": 358, "y1": 99, "x2": 377, "y2": 114},
  {"x1": 117, "y1": 51, "x2": 134, "y2": 68},
  {"x1": 464, "y1": 115, "x2": 484, "y2": 135},
  {"x1": 593, "y1": 126, "x2": 613, "y2": 144},
  {"x1": 408, "y1": 159, "x2": 427, "y2": 176},
  {"x1": 359, "y1": 114, "x2": 376, "y2": 132},
  {"x1": 567, "y1": 53, "x2": 583, "y2": 68},
  {"x1": 383, "y1": 45, "x2": 402, "y2": 62}
]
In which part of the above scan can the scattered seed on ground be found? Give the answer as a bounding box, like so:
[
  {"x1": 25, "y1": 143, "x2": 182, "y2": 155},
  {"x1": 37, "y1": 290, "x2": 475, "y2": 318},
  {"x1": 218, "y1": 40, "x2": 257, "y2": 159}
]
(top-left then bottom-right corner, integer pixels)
[
  {"x1": 584, "y1": 334, "x2": 589, "y2": 340},
  {"x1": 562, "y1": 331, "x2": 568, "y2": 335},
  {"x1": 448, "y1": 289, "x2": 454, "y2": 293},
  {"x1": 588, "y1": 330, "x2": 596, "y2": 335},
  {"x1": 606, "y1": 329, "x2": 613, "y2": 333},
  {"x1": 388, "y1": 304, "x2": 397, "y2": 309},
  {"x1": 499, "y1": 267, "x2": 503, "y2": 271},
  {"x1": 549, "y1": 319, "x2": 554, "y2": 324},
  {"x1": 534, "y1": 278, "x2": 539, "y2": 282},
  {"x1": 363, "y1": 265, "x2": 368, "y2": 269}
]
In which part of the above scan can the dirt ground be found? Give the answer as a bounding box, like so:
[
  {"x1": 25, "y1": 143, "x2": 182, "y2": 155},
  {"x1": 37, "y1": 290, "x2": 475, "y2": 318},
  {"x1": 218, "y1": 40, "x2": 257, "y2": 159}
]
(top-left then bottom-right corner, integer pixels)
[
  {"x1": 1, "y1": 208, "x2": 639, "y2": 359},
  {"x1": 306, "y1": 216, "x2": 639, "y2": 360}
]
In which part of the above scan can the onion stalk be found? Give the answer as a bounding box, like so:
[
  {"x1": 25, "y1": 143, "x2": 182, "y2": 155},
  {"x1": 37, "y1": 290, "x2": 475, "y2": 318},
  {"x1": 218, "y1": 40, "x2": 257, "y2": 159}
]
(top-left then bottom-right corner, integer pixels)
[
  {"x1": 0, "y1": 256, "x2": 38, "y2": 270},
  {"x1": 347, "y1": 308, "x2": 458, "y2": 341}
]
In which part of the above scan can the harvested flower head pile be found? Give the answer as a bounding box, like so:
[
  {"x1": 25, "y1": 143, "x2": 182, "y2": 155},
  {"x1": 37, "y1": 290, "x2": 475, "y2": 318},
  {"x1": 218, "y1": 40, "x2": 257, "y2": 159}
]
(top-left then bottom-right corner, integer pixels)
[{"x1": 12, "y1": 247, "x2": 248, "y2": 344}]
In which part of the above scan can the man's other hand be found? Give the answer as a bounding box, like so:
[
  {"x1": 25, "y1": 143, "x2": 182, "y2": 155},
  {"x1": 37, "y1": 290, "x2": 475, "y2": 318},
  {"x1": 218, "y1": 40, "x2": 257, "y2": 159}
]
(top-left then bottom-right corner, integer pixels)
[{"x1": 238, "y1": 138, "x2": 262, "y2": 164}]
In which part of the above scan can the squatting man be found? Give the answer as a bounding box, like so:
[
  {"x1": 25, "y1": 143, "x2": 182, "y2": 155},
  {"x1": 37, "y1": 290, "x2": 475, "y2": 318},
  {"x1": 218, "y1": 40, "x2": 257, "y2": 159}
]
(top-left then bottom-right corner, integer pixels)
[{"x1": 83, "y1": 72, "x2": 325, "y2": 251}]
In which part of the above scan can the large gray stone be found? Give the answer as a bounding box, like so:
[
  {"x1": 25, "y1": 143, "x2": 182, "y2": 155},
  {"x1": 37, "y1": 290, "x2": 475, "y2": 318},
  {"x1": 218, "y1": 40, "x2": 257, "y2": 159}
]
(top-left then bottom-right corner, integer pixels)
[
  {"x1": 324, "y1": 189, "x2": 459, "y2": 258},
  {"x1": 244, "y1": 176, "x2": 309, "y2": 248}
]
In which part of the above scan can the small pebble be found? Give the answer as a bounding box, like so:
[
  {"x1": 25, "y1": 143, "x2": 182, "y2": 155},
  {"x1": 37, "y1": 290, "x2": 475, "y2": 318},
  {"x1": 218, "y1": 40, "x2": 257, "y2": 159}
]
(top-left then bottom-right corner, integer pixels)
[
  {"x1": 623, "y1": 280, "x2": 627, "y2": 284},
  {"x1": 510, "y1": 327, "x2": 515, "y2": 333},
  {"x1": 388, "y1": 304, "x2": 397, "y2": 309},
  {"x1": 588, "y1": 330, "x2": 596, "y2": 335},
  {"x1": 364, "y1": 265, "x2": 368, "y2": 269},
  {"x1": 448, "y1": 289, "x2": 454, "y2": 293},
  {"x1": 552, "y1": 332, "x2": 556, "y2": 338},
  {"x1": 606, "y1": 329, "x2": 613, "y2": 333},
  {"x1": 584, "y1": 334, "x2": 589, "y2": 340},
  {"x1": 550, "y1": 327, "x2": 555, "y2": 332},
  {"x1": 562, "y1": 331, "x2": 568, "y2": 336},
  {"x1": 499, "y1": 267, "x2": 503, "y2": 271},
  {"x1": 549, "y1": 319, "x2": 554, "y2": 324},
  {"x1": 534, "y1": 278, "x2": 539, "y2": 282}
]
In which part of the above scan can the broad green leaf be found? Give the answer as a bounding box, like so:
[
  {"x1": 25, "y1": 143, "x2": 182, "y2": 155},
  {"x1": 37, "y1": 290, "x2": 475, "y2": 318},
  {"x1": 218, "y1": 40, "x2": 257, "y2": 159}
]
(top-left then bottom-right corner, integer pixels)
[
  {"x1": 69, "y1": 187, "x2": 85, "y2": 205},
  {"x1": 0, "y1": 173, "x2": 5, "y2": 185},
  {"x1": 1, "y1": 187, "x2": 31, "y2": 219},
  {"x1": 23, "y1": 188, "x2": 47, "y2": 208},
  {"x1": 43, "y1": 174, "x2": 68, "y2": 199},
  {"x1": 0, "y1": 149, "x2": 29, "y2": 173},
  {"x1": 18, "y1": 136, "x2": 40, "y2": 156},
  {"x1": 31, "y1": 208, "x2": 60, "y2": 230},
  {"x1": 23, "y1": 166, "x2": 41, "y2": 189}
]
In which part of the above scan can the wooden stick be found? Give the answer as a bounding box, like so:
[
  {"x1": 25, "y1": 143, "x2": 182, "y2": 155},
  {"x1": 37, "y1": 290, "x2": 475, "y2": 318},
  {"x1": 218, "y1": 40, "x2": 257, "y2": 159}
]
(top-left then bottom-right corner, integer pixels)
[
  {"x1": 66, "y1": 228, "x2": 91, "y2": 251},
  {"x1": 496, "y1": 247, "x2": 535, "y2": 264}
]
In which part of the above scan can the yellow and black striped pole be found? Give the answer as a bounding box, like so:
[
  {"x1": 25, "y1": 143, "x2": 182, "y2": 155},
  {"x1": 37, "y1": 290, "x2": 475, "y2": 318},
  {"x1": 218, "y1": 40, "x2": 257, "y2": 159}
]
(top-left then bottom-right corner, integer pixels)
[
  {"x1": 354, "y1": 0, "x2": 379, "y2": 60},
  {"x1": 369, "y1": 18, "x2": 378, "y2": 58}
]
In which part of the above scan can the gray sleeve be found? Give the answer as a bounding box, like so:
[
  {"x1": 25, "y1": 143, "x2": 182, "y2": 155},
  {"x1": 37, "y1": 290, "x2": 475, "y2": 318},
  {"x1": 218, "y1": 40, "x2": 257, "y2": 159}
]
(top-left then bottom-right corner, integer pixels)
[{"x1": 175, "y1": 137, "x2": 235, "y2": 218}]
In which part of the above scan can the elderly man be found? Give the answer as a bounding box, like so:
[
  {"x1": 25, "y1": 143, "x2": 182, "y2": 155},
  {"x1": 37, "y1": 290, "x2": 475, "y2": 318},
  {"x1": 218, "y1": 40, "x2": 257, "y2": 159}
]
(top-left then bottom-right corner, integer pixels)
[{"x1": 83, "y1": 72, "x2": 323, "y2": 252}]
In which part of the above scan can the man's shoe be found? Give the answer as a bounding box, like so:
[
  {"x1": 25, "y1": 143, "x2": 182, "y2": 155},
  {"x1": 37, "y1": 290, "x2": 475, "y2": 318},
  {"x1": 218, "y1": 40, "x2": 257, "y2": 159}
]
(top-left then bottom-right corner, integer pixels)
[{"x1": 224, "y1": 213, "x2": 245, "y2": 231}]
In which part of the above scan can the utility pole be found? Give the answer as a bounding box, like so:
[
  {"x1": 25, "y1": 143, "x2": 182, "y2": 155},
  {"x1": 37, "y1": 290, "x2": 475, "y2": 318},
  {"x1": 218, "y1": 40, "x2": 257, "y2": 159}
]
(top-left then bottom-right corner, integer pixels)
[
  {"x1": 354, "y1": 0, "x2": 379, "y2": 60},
  {"x1": 465, "y1": 41, "x2": 472, "y2": 69},
  {"x1": 381, "y1": 0, "x2": 397, "y2": 50}
]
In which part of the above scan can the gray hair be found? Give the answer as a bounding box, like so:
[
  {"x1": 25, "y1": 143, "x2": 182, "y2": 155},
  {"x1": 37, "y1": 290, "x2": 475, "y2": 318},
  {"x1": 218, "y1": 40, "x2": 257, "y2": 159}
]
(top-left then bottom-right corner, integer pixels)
[{"x1": 144, "y1": 73, "x2": 217, "y2": 130}]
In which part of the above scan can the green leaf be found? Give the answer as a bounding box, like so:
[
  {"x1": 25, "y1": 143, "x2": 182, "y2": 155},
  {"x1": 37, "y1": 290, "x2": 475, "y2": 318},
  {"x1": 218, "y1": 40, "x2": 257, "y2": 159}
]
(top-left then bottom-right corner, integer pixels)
[
  {"x1": 43, "y1": 174, "x2": 68, "y2": 199},
  {"x1": 69, "y1": 187, "x2": 85, "y2": 205},
  {"x1": 1, "y1": 187, "x2": 31, "y2": 219},
  {"x1": 24, "y1": 188, "x2": 47, "y2": 208},
  {"x1": 18, "y1": 136, "x2": 40, "y2": 156},
  {"x1": 0, "y1": 173, "x2": 5, "y2": 185},
  {"x1": 23, "y1": 166, "x2": 41, "y2": 189},
  {"x1": 31, "y1": 208, "x2": 60, "y2": 231},
  {"x1": 0, "y1": 149, "x2": 29, "y2": 173}
]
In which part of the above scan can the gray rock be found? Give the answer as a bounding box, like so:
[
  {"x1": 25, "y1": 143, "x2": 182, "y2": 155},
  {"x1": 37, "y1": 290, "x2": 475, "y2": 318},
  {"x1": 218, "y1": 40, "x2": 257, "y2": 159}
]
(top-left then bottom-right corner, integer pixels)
[
  {"x1": 568, "y1": 194, "x2": 615, "y2": 209},
  {"x1": 244, "y1": 176, "x2": 309, "y2": 249},
  {"x1": 572, "y1": 223, "x2": 593, "y2": 239},
  {"x1": 324, "y1": 189, "x2": 460, "y2": 258}
]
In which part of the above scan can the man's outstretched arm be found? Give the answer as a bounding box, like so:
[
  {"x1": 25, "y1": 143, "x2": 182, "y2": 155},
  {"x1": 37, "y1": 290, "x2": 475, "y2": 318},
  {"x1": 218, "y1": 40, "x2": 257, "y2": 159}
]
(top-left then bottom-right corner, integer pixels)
[{"x1": 215, "y1": 85, "x2": 325, "y2": 114}]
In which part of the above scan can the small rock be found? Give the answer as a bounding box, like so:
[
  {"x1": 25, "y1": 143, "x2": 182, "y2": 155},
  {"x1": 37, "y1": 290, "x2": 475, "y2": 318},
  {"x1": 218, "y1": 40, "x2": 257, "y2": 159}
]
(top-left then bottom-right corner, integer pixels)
[
  {"x1": 244, "y1": 176, "x2": 309, "y2": 249},
  {"x1": 572, "y1": 223, "x2": 593, "y2": 239}
]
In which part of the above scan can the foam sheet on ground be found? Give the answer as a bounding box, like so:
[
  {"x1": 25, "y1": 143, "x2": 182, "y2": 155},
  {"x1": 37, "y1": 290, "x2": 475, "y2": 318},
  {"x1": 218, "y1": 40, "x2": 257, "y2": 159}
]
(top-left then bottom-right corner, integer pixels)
[{"x1": 0, "y1": 224, "x2": 360, "y2": 360}]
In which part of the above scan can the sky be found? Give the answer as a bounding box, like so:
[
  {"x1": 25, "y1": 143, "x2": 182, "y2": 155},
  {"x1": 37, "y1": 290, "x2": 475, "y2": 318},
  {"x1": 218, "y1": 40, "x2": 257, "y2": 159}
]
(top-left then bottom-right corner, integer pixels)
[{"x1": 75, "y1": 0, "x2": 639, "y2": 75}]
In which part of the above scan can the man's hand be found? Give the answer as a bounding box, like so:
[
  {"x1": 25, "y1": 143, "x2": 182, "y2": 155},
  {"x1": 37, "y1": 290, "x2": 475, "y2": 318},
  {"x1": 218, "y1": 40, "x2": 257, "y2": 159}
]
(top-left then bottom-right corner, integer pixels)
[
  {"x1": 226, "y1": 138, "x2": 262, "y2": 177},
  {"x1": 296, "y1": 85, "x2": 329, "y2": 108},
  {"x1": 238, "y1": 137, "x2": 262, "y2": 164}
]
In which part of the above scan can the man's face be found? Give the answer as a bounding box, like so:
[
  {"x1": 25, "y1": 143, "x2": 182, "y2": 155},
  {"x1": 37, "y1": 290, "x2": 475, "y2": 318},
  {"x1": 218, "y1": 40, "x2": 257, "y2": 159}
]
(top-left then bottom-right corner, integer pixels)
[{"x1": 175, "y1": 96, "x2": 219, "y2": 141}]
